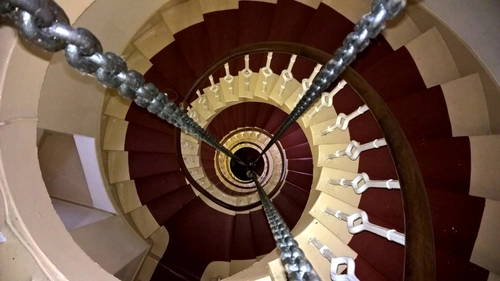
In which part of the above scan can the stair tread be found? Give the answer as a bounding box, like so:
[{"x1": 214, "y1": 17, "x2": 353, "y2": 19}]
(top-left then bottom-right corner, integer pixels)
[
  {"x1": 287, "y1": 158, "x2": 313, "y2": 175},
  {"x1": 203, "y1": 9, "x2": 239, "y2": 58},
  {"x1": 149, "y1": 44, "x2": 195, "y2": 103},
  {"x1": 128, "y1": 151, "x2": 180, "y2": 180},
  {"x1": 124, "y1": 122, "x2": 176, "y2": 153},
  {"x1": 231, "y1": 213, "x2": 257, "y2": 260},
  {"x1": 360, "y1": 47, "x2": 426, "y2": 102},
  {"x1": 161, "y1": 197, "x2": 235, "y2": 279},
  {"x1": 148, "y1": 184, "x2": 197, "y2": 226},
  {"x1": 135, "y1": 170, "x2": 187, "y2": 205},
  {"x1": 358, "y1": 187, "x2": 485, "y2": 260},
  {"x1": 250, "y1": 209, "x2": 276, "y2": 256},
  {"x1": 124, "y1": 102, "x2": 176, "y2": 134},
  {"x1": 272, "y1": 193, "x2": 302, "y2": 230}
]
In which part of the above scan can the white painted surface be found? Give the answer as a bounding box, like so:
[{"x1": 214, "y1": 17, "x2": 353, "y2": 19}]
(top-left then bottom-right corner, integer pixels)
[
  {"x1": 70, "y1": 215, "x2": 150, "y2": 276},
  {"x1": 52, "y1": 199, "x2": 113, "y2": 231},
  {"x1": 74, "y1": 134, "x2": 116, "y2": 213},
  {"x1": 420, "y1": 0, "x2": 500, "y2": 85}
]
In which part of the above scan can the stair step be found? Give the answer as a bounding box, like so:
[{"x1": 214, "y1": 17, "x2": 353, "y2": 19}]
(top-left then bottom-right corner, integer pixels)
[
  {"x1": 150, "y1": 45, "x2": 196, "y2": 101},
  {"x1": 200, "y1": 1, "x2": 239, "y2": 57},
  {"x1": 116, "y1": 180, "x2": 142, "y2": 214},
  {"x1": 285, "y1": 170, "x2": 313, "y2": 191},
  {"x1": 161, "y1": 0, "x2": 214, "y2": 76},
  {"x1": 149, "y1": 226, "x2": 170, "y2": 260},
  {"x1": 405, "y1": 27, "x2": 460, "y2": 88},
  {"x1": 284, "y1": 142, "x2": 312, "y2": 159},
  {"x1": 162, "y1": 198, "x2": 235, "y2": 278},
  {"x1": 279, "y1": 125, "x2": 309, "y2": 148},
  {"x1": 313, "y1": 167, "x2": 361, "y2": 207},
  {"x1": 103, "y1": 117, "x2": 128, "y2": 151},
  {"x1": 281, "y1": 182, "x2": 309, "y2": 209},
  {"x1": 125, "y1": 51, "x2": 152, "y2": 75},
  {"x1": 360, "y1": 47, "x2": 426, "y2": 102},
  {"x1": 104, "y1": 93, "x2": 132, "y2": 120},
  {"x1": 135, "y1": 171, "x2": 188, "y2": 205},
  {"x1": 287, "y1": 158, "x2": 313, "y2": 175},
  {"x1": 441, "y1": 73, "x2": 490, "y2": 137},
  {"x1": 300, "y1": 2, "x2": 354, "y2": 54},
  {"x1": 231, "y1": 213, "x2": 256, "y2": 260},
  {"x1": 125, "y1": 102, "x2": 177, "y2": 134},
  {"x1": 314, "y1": 143, "x2": 360, "y2": 173},
  {"x1": 134, "y1": 21, "x2": 174, "y2": 60},
  {"x1": 250, "y1": 209, "x2": 276, "y2": 257},
  {"x1": 348, "y1": 231, "x2": 403, "y2": 281},
  {"x1": 471, "y1": 199, "x2": 500, "y2": 276},
  {"x1": 294, "y1": 219, "x2": 358, "y2": 281},
  {"x1": 148, "y1": 185, "x2": 197, "y2": 226},
  {"x1": 272, "y1": 193, "x2": 302, "y2": 229},
  {"x1": 130, "y1": 205, "x2": 160, "y2": 238},
  {"x1": 129, "y1": 152, "x2": 180, "y2": 179},
  {"x1": 143, "y1": 66, "x2": 184, "y2": 104},
  {"x1": 267, "y1": 0, "x2": 316, "y2": 43}
]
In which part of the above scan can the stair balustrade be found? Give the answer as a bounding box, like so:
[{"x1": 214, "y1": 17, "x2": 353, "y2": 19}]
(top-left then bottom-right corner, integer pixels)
[
  {"x1": 327, "y1": 138, "x2": 387, "y2": 160},
  {"x1": 325, "y1": 208, "x2": 405, "y2": 245},
  {"x1": 329, "y1": 172, "x2": 400, "y2": 194},
  {"x1": 310, "y1": 237, "x2": 359, "y2": 281}
]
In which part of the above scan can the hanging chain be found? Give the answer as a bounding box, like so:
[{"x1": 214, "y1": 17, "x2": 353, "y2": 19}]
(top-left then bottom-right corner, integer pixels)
[
  {"x1": 249, "y1": 171, "x2": 321, "y2": 281},
  {"x1": 0, "y1": 0, "x2": 246, "y2": 167},
  {"x1": 256, "y1": 0, "x2": 406, "y2": 161}
]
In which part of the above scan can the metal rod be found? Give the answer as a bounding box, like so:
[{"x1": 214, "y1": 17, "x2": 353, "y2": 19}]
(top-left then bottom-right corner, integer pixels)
[
  {"x1": 254, "y1": 0, "x2": 406, "y2": 163},
  {"x1": 249, "y1": 171, "x2": 321, "y2": 281}
]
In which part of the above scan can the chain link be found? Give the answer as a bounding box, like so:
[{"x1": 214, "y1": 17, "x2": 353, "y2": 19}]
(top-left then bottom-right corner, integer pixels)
[
  {"x1": 250, "y1": 171, "x2": 321, "y2": 281},
  {"x1": 0, "y1": 0, "x2": 246, "y2": 166},
  {"x1": 256, "y1": 0, "x2": 406, "y2": 160}
]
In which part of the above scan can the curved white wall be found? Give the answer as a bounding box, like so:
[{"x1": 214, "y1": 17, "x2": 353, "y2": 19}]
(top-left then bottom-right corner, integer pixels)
[{"x1": 421, "y1": 0, "x2": 500, "y2": 85}]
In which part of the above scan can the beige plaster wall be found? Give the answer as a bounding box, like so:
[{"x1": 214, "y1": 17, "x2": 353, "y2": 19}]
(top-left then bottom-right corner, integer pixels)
[
  {"x1": 38, "y1": 133, "x2": 93, "y2": 206},
  {"x1": 38, "y1": 0, "x2": 174, "y2": 138},
  {"x1": 70, "y1": 215, "x2": 150, "y2": 278},
  {"x1": 406, "y1": 2, "x2": 500, "y2": 133}
]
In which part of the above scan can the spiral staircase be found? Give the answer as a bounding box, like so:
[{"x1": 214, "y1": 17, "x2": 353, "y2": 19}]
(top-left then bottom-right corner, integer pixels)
[
  {"x1": 1, "y1": 0, "x2": 500, "y2": 281},
  {"x1": 96, "y1": 0, "x2": 500, "y2": 280}
]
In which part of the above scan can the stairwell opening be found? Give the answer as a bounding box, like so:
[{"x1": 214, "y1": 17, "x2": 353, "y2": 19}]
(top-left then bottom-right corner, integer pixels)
[{"x1": 230, "y1": 147, "x2": 264, "y2": 181}]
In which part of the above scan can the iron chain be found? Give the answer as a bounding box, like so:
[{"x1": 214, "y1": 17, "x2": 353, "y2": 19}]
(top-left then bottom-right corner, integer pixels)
[
  {"x1": 0, "y1": 0, "x2": 246, "y2": 166},
  {"x1": 257, "y1": 0, "x2": 406, "y2": 159},
  {"x1": 250, "y1": 172, "x2": 321, "y2": 281}
]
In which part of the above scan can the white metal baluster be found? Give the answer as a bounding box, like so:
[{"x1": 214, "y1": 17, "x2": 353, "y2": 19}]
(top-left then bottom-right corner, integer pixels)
[
  {"x1": 321, "y1": 104, "x2": 369, "y2": 136},
  {"x1": 209, "y1": 75, "x2": 220, "y2": 102},
  {"x1": 278, "y1": 55, "x2": 297, "y2": 96},
  {"x1": 294, "y1": 64, "x2": 322, "y2": 106},
  {"x1": 196, "y1": 90, "x2": 208, "y2": 109},
  {"x1": 223, "y1": 63, "x2": 234, "y2": 96},
  {"x1": 325, "y1": 208, "x2": 405, "y2": 245},
  {"x1": 242, "y1": 54, "x2": 252, "y2": 93},
  {"x1": 310, "y1": 237, "x2": 335, "y2": 260},
  {"x1": 261, "y1": 52, "x2": 273, "y2": 93},
  {"x1": 329, "y1": 172, "x2": 400, "y2": 194},
  {"x1": 327, "y1": 138, "x2": 387, "y2": 160},
  {"x1": 310, "y1": 237, "x2": 359, "y2": 281},
  {"x1": 330, "y1": 257, "x2": 360, "y2": 281},
  {"x1": 308, "y1": 80, "x2": 347, "y2": 119}
]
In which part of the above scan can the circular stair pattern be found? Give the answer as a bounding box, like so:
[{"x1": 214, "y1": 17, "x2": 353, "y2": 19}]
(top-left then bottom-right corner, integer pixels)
[{"x1": 101, "y1": 0, "x2": 500, "y2": 280}]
